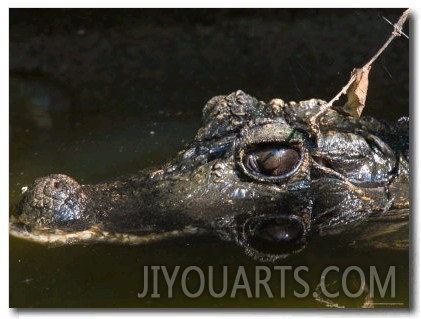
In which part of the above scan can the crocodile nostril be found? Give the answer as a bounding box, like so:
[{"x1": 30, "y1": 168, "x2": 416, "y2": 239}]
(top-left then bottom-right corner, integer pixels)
[{"x1": 13, "y1": 174, "x2": 87, "y2": 227}]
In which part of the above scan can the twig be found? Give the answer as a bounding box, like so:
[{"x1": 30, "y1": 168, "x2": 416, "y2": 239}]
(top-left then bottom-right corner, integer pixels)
[
  {"x1": 362, "y1": 9, "x2": 409, "y2": 71},
  {"x1": 309, "y1": 9, "x2": 409, "y2": 131},
  {"x1": 382, "y1": 16, "x2": 409, "y2": 39}
]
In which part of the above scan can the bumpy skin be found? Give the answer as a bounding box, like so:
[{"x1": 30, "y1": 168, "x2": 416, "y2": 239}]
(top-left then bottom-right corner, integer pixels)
[{"x1": 11, "y1": 90, "x2": 409, "y2": 261}]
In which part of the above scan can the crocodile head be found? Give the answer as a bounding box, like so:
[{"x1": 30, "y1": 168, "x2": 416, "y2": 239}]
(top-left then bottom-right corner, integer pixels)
[{"x1": 10, "y1": 90, "x2": 409, "y2": 261}]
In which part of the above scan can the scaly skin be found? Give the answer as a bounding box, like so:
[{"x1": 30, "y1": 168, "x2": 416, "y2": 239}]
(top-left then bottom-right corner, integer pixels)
[{"x1": 10, "y1": 90, "x2": 409, "y2": 261}]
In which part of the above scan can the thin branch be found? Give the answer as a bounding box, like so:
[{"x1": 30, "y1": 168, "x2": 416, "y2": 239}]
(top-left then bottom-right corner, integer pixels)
[
  {"x1": 382, "y1": 16, "x2": 409, "y2": 39},
  {"x1": 309, "y1": 9, "x2": 409, "y2": 131},
  {"x1": 363, "y1": 9, "x2": 409, "y2": 70}
]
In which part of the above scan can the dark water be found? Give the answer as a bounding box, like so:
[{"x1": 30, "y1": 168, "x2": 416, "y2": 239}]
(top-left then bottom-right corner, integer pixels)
[{"x1": 9, "y1": 9, "x2": 409, "y2": 308}]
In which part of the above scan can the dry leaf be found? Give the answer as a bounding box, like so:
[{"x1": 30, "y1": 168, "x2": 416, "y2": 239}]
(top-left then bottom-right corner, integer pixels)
[{"x1": 343, "y1": 66, "x2": 371, "y2": 117}]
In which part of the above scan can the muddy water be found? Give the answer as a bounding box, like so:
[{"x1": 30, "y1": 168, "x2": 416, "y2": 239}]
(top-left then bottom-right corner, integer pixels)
[{"x1": 9, "y1": 9, "x2": 409, "y2": 307}]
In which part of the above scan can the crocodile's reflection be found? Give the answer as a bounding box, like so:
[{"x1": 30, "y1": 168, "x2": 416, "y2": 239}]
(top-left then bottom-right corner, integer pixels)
[{"x1": 10, "y1": 90, "x2": 409, "y2": 261}]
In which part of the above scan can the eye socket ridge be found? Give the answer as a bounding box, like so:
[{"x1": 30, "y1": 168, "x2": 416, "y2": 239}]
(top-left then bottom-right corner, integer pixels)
[{"x1": 241, "y1": 143, "x2": 303, "y2": 181}]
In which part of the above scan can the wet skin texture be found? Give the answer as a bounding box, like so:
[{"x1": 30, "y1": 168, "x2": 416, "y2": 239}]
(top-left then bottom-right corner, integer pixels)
[{"x1": 10, "y1": 90, "x2": 409, "y2": 261}]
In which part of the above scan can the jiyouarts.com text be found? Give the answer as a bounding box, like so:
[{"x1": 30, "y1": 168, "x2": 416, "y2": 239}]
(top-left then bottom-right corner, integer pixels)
[{"x1": 137, "y1": 265, "x2": 396, "y2": 299}]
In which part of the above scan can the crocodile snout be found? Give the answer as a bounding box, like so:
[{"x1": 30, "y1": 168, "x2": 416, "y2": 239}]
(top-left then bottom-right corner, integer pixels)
[{"x1": 13, "y1": 174, "x2": 88, "y2": 228}]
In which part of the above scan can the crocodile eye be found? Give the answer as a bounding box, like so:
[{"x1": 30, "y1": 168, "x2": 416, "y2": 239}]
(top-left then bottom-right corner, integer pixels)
[
  {"x1": 254, "y1": 219, "x2": 303, "y2": 243},
  {"x1": 244, "y1": 216, "x2": 307, "y2": 256},
  {"x1": 245, "y1": 145, "x2": 301, "y2": 178}
]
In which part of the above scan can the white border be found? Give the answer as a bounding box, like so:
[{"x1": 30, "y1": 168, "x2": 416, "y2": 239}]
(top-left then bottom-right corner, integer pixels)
[
  {"x1": 2, "y1": 0, "x2": 420, "y2": 7},
  {"x1": 2, "y1": 1, "x2": 419, "y2": 319}
]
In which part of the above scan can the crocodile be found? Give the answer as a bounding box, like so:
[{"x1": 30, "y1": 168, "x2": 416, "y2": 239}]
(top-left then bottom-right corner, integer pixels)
[{"x1": 10, "y1": 90, "x2": 409, "y2": 261}]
